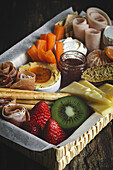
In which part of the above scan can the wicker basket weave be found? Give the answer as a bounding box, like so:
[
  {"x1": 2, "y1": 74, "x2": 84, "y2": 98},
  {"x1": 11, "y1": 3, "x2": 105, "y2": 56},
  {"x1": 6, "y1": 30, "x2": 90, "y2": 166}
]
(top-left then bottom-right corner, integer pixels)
[{"x1": 0, "y1": 112, "x2": 113, "y2": 170}]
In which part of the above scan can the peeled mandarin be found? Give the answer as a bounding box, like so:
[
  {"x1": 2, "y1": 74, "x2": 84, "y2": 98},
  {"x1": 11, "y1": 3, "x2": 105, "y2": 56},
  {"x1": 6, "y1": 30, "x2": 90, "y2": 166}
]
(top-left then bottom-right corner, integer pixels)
[
  {"x1": 105, "y1": 46, "x2": 113, "y2": 60},
  {"x1": 87, "y1": 49, "x2": 111, "y2": 68}
]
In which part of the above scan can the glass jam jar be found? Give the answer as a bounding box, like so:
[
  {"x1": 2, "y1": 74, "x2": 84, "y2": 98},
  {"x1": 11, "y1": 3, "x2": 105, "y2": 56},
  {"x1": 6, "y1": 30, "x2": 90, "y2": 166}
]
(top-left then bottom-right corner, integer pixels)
[{"x1": 59, "y1": 50, "x2": 87, "y2": 88}]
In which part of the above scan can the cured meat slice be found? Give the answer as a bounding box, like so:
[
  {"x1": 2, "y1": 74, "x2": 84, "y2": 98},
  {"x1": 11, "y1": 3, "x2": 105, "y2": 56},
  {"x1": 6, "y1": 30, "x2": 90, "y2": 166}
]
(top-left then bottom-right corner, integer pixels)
[
  {"x1": 0, "y1": 97, "x2": 16, "y2": 111},
  {"x1": 0, "y1": 62, "x2": 17, "y2": 87},
  {"x1": 87, "y1": 7, "x2": 111, "y2": 31},
  {"x1": 0, "y1": 74, "x2": 13, "y2": 88},
  {"x1": 73, "y1": 16, "x2": 89, "y2": 42},
  {"x1": 2, "y1": 103, "x2": 30, "y2": 126},
  {"x1": 0, "y1": 62, "x2": 17, "y2": 80},
  {"x1": 10, "y1": 71, "x2": 36, "y2": 90},
  {"x1": 85, "y1": 28, "x2": 101, "y2": 52}
]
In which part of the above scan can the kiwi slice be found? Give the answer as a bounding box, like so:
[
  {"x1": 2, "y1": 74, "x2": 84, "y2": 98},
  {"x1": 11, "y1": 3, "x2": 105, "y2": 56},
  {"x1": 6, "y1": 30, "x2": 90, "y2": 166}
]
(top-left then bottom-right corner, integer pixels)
[{"x1": 51, "y1": 96, "x2": 90, "y2": 130}]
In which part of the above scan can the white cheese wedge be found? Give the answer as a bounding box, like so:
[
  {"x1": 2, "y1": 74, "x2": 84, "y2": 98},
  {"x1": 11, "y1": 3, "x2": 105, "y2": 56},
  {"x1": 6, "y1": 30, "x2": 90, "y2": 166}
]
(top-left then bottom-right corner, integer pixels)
[
  {"x1": 103, "y1": 26, "x2": 113, "y2": 47},
  {"x1": 79, "y1": 80, "x2": 113, "y2": 102},
  {"x1": 99, "y1": 83, "x2": 113, "y2": 98},
  {"x1": 60, "y1": 81, "x2": 113, "y2": 106}
]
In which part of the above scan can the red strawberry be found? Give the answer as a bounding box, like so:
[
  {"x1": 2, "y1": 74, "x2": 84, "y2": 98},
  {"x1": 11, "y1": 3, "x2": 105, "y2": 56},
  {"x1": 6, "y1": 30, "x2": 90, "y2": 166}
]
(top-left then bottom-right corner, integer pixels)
[
  {"x1": 30, "y1": 101, "x2": 51, "y2": 130},
  {"x1": 43, "y1": 119, "x2": 66, "y2": 145},
  {"x1": 21, "y1": 120, "x2": 41, "y2": 136}
]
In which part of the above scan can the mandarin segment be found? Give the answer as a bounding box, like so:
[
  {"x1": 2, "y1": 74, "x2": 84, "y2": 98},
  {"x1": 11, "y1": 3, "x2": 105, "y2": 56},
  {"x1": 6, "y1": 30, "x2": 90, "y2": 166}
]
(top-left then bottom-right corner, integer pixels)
[{"x1": 105, "y1": 46, "x2": 113, "y2": 60}]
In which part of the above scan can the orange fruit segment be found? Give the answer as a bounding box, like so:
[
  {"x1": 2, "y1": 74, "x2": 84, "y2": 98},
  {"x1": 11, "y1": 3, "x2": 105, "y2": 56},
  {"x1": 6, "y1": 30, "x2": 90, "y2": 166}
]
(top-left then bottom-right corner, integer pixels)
[{"x1": 105, "y1": 46, "x2": 113, "y2": 60}]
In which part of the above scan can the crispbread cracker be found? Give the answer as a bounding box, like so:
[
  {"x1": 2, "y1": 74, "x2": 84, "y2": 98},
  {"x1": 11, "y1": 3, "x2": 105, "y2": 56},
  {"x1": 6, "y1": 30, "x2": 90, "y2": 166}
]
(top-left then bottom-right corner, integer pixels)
[{"x1": 81, "y1": 63, "x2": 113, "y2": 85}]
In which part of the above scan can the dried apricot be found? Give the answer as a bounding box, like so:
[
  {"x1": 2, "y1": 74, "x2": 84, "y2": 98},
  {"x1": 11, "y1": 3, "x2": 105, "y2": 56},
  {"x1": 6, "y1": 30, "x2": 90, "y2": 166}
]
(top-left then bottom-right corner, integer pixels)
[{"x1": 105, "y1": 46, "x2": 113, "y2": 60}]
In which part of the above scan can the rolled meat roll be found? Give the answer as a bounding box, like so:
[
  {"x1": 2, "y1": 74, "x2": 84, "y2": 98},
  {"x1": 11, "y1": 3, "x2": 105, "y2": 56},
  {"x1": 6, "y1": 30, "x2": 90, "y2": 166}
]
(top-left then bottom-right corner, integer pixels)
[
  {"x1": 10, "y1": 71, "x2": 36, "y2": 90},
  {"x1": 85, "y1": 28, "x2": 101, "y2": 52},
  {"x1": 0, "y1": 74, "x2": 13, "y2": 88},
  {"x1": 0, "y1": 61, "x2": 17, "y2": 80},
  {"x1": 87, "y1": 7, "x2": 111, "y2": 31},
  {"x1": 2, "y1": 103, "x2": 30, "y2": 126},
  {"x1": 73, "y1": 16, "x2": 89, "y2": 42},
  {"x1": 0, "y1": 62, "x2": 18, "y2": 87},
  {"x1": 0, "y1": 97, "x2": 16, "y2": 110}
]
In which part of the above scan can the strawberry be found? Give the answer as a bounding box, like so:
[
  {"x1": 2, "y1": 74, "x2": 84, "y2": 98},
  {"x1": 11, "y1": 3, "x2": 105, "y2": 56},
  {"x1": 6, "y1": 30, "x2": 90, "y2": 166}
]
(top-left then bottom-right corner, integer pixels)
[
  {"x1": 30, "y1": 101, "x2": 51, "y2": 130},
  {"x1": 21, "y1": 120, "x2": 41, "y2": 136},
  {"x1": 43, "y1": 119, "x2": 66, "y2": 145}
]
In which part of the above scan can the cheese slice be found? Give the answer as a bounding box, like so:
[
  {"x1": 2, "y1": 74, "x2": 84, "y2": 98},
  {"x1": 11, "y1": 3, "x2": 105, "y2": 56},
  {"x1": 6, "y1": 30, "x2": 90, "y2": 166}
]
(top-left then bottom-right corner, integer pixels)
[
  {"x1": 88, "y1": 102, "x2": 113, "y2": 116},
  {"x1": 60, "y1": 81, "x2": 113, "y2": 106},
  {"x1": 79, "y1": 80, "x2": 113, "y2": 102},
  {"x1": 99, "y1": 83, "x2": 113, "y2": 98}
]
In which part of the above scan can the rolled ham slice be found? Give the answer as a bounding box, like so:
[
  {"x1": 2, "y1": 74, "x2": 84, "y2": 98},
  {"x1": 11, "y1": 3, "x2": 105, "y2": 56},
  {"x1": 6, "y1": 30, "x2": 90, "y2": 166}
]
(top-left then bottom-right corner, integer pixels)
[
  {"x1": 85, "y1": 28, "x2": 101, "y2": 52},
  {"x1": 87, "y1": 7, "x2": 111, "y2": 31},
  {"x1": 0, "y1": 97, "x2": 16, "y2": 111},
  {"x1": 73, "y1": 16, "x2": 89, "y2": 42},
  {"x1": 0, "y1": 62, "x2": 18, "y2": 87},
  {"x1": 2, "y1": 103, "x2": 30, "y2": 126},
  {"x1": 10, "y1": 71, "x2": 36, "y2": 91},
  {"x1": 0, "y1": 61, "x2": 17, "y2": 80},
  {"x1": 0, "y1": 74, "x2": 13, "y2": 88}
]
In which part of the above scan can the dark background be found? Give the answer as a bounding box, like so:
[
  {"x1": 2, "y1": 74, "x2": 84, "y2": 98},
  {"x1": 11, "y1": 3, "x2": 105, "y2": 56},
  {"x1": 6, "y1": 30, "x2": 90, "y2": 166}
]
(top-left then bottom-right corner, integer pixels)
[
  {"x1": 0, "y1": 0, "x2": 113, "y2": 54},
  {"x1": 0, "y1": 0, "x2": 113, "y2": 170}
]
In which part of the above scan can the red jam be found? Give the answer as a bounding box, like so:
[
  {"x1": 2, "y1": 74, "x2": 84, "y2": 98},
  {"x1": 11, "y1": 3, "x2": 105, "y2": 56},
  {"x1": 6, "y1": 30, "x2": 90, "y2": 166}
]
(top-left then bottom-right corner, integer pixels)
[{"x1": 59, "y1": 51, "x2": 86, "y2": 87}]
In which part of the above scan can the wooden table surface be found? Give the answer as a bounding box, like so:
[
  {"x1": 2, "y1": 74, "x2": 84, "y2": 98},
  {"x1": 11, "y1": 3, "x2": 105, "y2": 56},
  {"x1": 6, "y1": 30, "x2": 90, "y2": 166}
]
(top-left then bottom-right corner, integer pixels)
[{"x1": 0, "y1": 0, "x2": 113, "y2": 170}]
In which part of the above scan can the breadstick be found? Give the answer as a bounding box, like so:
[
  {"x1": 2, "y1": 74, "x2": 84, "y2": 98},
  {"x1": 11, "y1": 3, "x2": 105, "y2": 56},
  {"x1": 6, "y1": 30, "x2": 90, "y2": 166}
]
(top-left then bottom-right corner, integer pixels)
[
  {"x1": 0, "y1": 88, "x2": 70, "y2": 100},
  {"x1": 16, "y1": 99, "x2": 54, "y2": 105},
  {"x1": 18, "y1": 103, "x2": 51, "y2": 110},
  {"x1": 17, "y1": 103, "x2": 34, "y2": 110},
  {"x1": 0, "y1": 88, "x2": 37, "y2": 93}
]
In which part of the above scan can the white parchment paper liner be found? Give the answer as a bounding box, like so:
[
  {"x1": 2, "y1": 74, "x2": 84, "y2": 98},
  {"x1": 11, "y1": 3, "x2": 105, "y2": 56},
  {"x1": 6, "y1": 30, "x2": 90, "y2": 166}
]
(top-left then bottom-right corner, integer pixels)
[
  {"x1": 0, "y1": 7, "x2": 111, "y2": 151},
  {"x1": 0, "y1": 112, "x2": 102, "y2": 151},
  {"x1": 0, "y1": 7, "x2": 74, "y2": 68}
]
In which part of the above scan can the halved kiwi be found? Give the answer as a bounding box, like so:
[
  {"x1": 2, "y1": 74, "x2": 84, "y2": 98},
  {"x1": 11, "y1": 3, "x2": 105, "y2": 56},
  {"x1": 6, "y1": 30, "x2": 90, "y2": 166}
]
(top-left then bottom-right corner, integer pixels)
[{"x1": 51, "y1": 96, "x2": 90, "y2": 130}]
